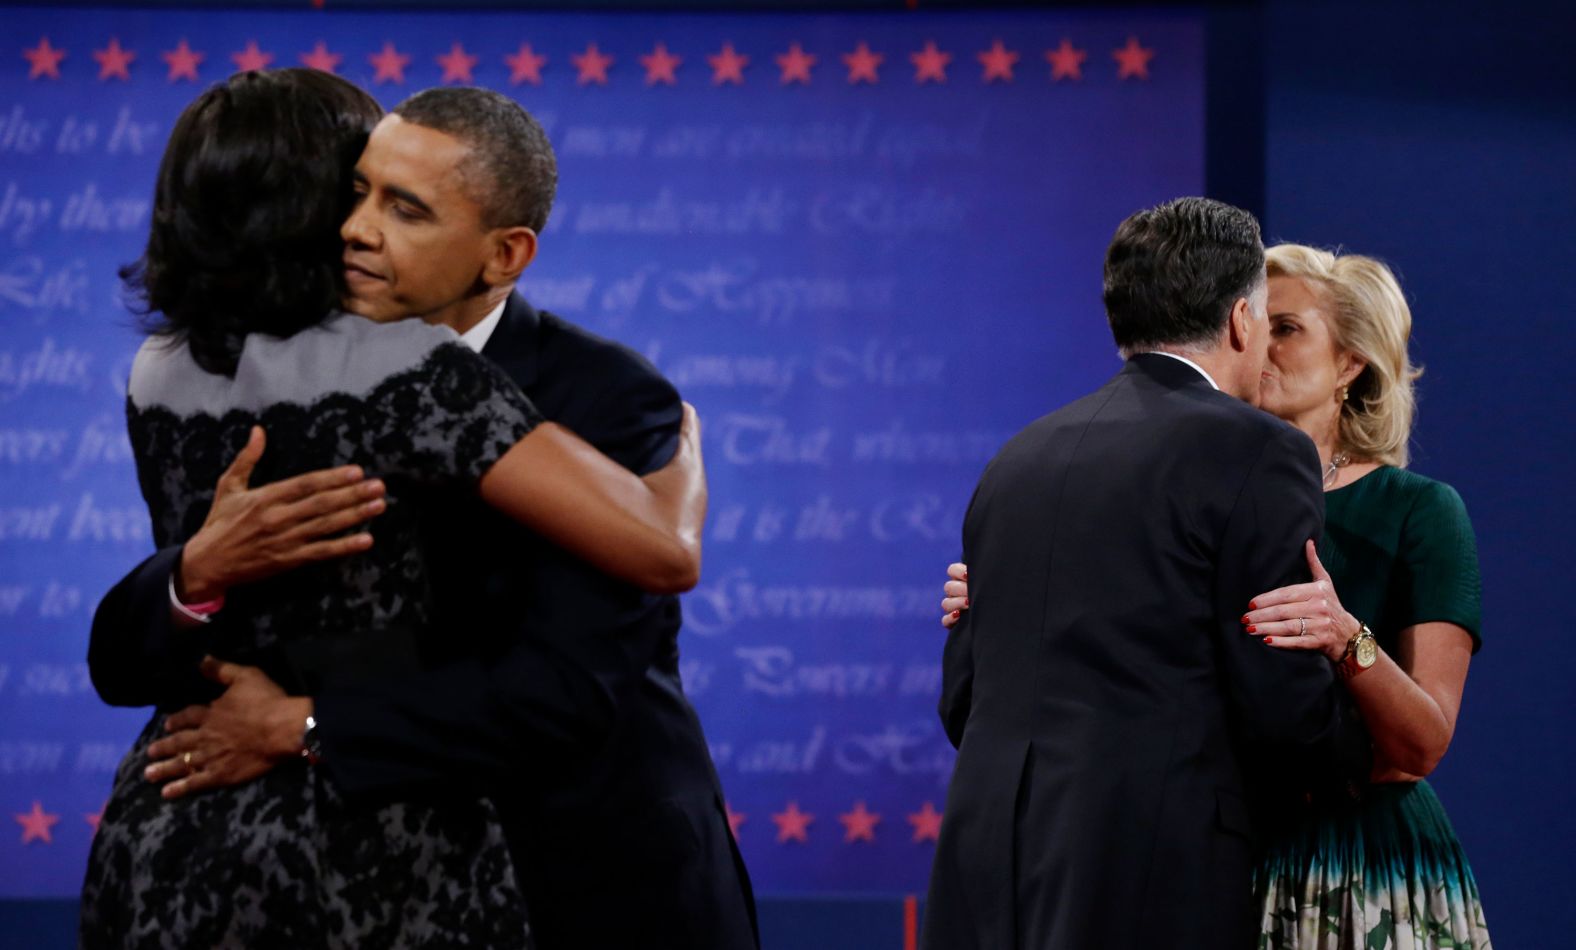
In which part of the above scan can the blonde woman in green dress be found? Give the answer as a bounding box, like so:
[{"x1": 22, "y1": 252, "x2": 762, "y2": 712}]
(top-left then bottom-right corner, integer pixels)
[
  {"x1": 939, "y1": 245, "x2": 1490, "y2": 949},
  {"x1": 1238, "y1": 245, "x2": 1489, "y2": 949}
]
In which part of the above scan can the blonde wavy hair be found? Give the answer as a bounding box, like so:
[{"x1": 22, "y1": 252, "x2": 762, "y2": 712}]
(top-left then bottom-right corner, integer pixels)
[{"x1": 1265, "y1": 244, "x2": 1422, "y2": 467}]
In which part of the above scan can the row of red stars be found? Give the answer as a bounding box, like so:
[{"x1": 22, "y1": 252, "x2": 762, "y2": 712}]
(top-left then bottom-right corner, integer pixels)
[
  {"x1": 11, "y1": 799, "x2": 940, "y2": 847},
  {"x1": 728, "y1": 799, "x2": 943, "y2": 845},
  {"x1": 21, "y1": 35, "x2": 1155, "y2": 87},
  {"x1": 12, "y1": 800, "x2": 101, "y2": 844}
]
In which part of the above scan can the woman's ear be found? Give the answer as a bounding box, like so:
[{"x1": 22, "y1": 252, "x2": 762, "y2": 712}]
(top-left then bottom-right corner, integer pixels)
[{"x1": 1337, "y1": 350, "x2": 1368, "y2": 388}]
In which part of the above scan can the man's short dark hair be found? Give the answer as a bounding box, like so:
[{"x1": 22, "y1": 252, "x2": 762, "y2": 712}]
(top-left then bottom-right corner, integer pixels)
[
  {"x1": 1102, "y1": 196, "x2": 1265, "y2": 353},
  {"x1": 393, "y1": 87, "x2": 557, "y2": 233}
]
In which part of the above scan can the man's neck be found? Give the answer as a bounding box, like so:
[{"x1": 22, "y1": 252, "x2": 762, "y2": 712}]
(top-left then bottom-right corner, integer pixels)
[
  {"x1": 1143, "y1": 347, "x2": 1233, "y2": 394},
  {"x1": 423, "y1": 284, "x2": 515, "y2": 336}
]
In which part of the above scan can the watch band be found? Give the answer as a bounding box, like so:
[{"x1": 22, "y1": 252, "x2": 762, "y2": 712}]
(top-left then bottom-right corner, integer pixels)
[
  {"x1": 301, "y1": 714, "x2": 323, "y2": 766},
  {"x1": 1338, "y1": 623, "x2": 1377, "y2": 679}
]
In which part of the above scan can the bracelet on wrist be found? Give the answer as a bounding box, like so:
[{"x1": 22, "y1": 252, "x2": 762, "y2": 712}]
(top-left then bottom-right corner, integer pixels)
[{"x1": 168, "y1": 574, "x2": 225, "y2": 624}]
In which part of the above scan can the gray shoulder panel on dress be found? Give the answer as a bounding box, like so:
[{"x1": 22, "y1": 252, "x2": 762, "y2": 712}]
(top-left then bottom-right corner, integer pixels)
[
  {"x1": 127, "y1": 334, "x2": 231, "y2": 413},
  {"x1": 127, "y1": 313, "x2": 462, "y2": 416}
]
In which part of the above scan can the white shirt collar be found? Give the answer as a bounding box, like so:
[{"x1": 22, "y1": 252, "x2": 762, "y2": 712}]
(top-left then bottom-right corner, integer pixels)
[
  {"x1": 458, "y1": 299, "x2": 508, "y2": 353},
  {"x1": 1142, "y1": 350, "x2": 1220, "y2": 391}
]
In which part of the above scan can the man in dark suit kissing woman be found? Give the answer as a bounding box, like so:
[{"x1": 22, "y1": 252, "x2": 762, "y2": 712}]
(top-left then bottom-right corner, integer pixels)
[{"x1": 922, "y1": 197, "x2": 1368, "y2": 950}]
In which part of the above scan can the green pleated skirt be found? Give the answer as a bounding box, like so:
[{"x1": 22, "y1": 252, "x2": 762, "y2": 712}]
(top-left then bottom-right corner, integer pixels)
[{"x1": 1254, "y1": 781, "x2": 1491, "y2": 949}]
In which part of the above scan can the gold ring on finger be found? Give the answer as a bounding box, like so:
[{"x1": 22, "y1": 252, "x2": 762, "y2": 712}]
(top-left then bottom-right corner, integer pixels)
[{"x1": 183, "y1": 751, "x2": 193, "y2": 767}]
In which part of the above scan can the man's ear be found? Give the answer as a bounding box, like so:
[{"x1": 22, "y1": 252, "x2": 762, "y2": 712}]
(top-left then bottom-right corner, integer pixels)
[
  {"x1": 1227, "y1": 297, "x2": 1254, "y2": 353},
  {"x1": 482, "y1": 226, "x2": 538, "y2": 287}
]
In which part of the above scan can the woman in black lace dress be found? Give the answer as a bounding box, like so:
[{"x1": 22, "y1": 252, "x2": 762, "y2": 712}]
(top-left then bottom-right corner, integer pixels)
[{"x1": 80, "y1": 70, "x2": 702, "y2": 949}]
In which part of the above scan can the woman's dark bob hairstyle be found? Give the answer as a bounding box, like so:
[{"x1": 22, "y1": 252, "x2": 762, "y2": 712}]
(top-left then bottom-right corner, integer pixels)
[{"x1": 123, "y1": 68, "x2": 383, "y2": 375}]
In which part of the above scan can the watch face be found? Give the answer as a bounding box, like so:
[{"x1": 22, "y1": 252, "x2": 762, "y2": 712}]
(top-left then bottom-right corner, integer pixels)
[{"x1": 1355, "y1": 635, "x2": 1379, "y2": 668}]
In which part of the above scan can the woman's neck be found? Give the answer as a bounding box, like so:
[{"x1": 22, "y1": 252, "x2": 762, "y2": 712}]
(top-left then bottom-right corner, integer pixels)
[
  {"x1": 1291, "y1": 403, "x2": 1342, "y2": 469},
  {"x1": 1292, "y1": 402, "x2": 1381, "y2": 490}
]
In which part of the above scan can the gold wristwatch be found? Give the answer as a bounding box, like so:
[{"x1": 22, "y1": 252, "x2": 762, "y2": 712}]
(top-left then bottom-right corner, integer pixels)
[{"x1": 1338, "y1": 623, "x2": 1378, "y2": 678}]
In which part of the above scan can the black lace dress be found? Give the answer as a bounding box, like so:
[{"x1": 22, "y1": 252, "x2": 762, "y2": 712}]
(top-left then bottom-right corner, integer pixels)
[{"x1": 81, "y1": 314, "x2": 541, "y2": 949}]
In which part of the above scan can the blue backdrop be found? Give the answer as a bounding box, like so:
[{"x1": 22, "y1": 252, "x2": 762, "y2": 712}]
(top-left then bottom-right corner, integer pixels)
[
  {"x1": 0, "y1": 5, "x2": 1204, "y2": 900},
  {"x1": 1260, "y1": 2, "x2": 1576, "y2": 946}
]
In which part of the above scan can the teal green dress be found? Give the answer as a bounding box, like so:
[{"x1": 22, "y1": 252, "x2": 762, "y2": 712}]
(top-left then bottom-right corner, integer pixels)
[{"x1": 1255, "y1": 466, "x2": 1491, "y2": 949}]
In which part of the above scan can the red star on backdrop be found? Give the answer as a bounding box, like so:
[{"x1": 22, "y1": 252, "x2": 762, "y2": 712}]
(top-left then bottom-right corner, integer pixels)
[
  {"x1": 725, "y1": 801, "x2": 746, "y2": 838},
  {"x1": 230, "y1": 40, "x2": 273, "y2": 73},
  {"x1": 93, "y1": 37, "x2": 135, "y2": 81},
  {"x1": 910, "y1": 40, "x2": 951, "y2": 85},
  {"x1": 162, "y1": 39, "x2": 203, "y2": 82},
  {"x1": 368, "y1": 41, "x2": 410, "y2": 84},
  {"x1": 299, "y1": 40, "x2": 343, "y2": 74},
  {"x1": 838, "y1": 801, "x2": 882, "y2": 843},
  {"x1": 572, "y1": 43, "x2": 613, "y2": 86},
  {"x1": 907, "y1": 801, "x2": 942, "y2": 843},
  {"x1": 639, "y1": 42, "x2": 682, "y2": 86},
  {"x1": 1045, "y1": 38, "x2": 1086, "y2": 82},
  {"x1": 1113, "y1": 36, "x2": 1154, "y2": 80},
  {"x1": 23, "y1": 37, "x2": 66, "y2": 80},
  {"x1": 505, "y1": 43, "x2": 546, "y2": 85},
  {"x1": 977, "y1": 39, "x2": 1019, "y2": 83},
  {"x1": 436, "y1": 41, "x2": 478, "y2": 84},
  {"x1": 708, "y1": 42, "x2": 748, "y2": 85},
  {"x1": 14, "y1": 801, "x2": 59, "y2": 845},
  {"x1": 842, "y1": 42, "x2": 883, "y2": 85},
  {"x1": 775, "y1": 42, "x2": 815, "y2": 85},
  {"x1": 84, "y1": 808, "x2": 103, "y2": 835},
  {"x1": 771, "y1": 801, "x2": 814, "y2": 844}
]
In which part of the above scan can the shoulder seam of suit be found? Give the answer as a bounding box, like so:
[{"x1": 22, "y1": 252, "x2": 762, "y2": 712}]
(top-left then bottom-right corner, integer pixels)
[
  {"x1": 544, "y1": 313, "x2": 672, "y2": 381},
  {"x1": 1034, "y1": 374, "x2": 1128, "y2": 646},
  {"x1": 1219, "y1": 424, "x2": 1300, "y2": 538}
]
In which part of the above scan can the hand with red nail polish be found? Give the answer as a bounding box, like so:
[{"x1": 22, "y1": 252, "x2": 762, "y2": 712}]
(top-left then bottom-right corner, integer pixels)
[
  {"x1": 1242, "y1": 540, "x2": 1358, "y2": 662},
  {"x1": 941, "y1": 562, "x2": 970, "y2": 629}
]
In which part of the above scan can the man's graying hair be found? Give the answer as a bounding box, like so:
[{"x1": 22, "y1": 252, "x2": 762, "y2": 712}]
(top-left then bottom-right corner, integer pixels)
[
  {"x1": 1102, "y1": 196, "x2": 1265, "y2": 355},
  {"x1": 392, "y1": 87, "x2": 557, "y2": 233}
]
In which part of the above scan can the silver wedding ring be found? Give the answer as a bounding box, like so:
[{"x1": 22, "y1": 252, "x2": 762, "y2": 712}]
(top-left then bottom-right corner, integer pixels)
[
  {"x1": 183, "y1": 751, "x2": 193, "y2": 767},
  {"x1": 1298, "y1": 617, "x2": 1308, "y2": 637}
]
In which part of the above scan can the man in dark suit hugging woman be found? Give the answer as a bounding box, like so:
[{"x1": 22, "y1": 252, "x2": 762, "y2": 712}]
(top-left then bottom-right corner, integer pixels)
[
  {"x1": 89, "y1": 85, "x2": 757, "y2": 950},
  {"x1": 923, "y1": 197, "x2": 1367, "y2": 949}
]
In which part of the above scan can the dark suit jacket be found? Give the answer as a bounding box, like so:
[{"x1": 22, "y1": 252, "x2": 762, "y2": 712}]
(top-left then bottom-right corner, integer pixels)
[
  {"x1": 87, "y1": 294, "x2": 758, "y2": 950},
  {"x1": 922, "y1": 354, "x2": 1363, "y2": 950}
]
